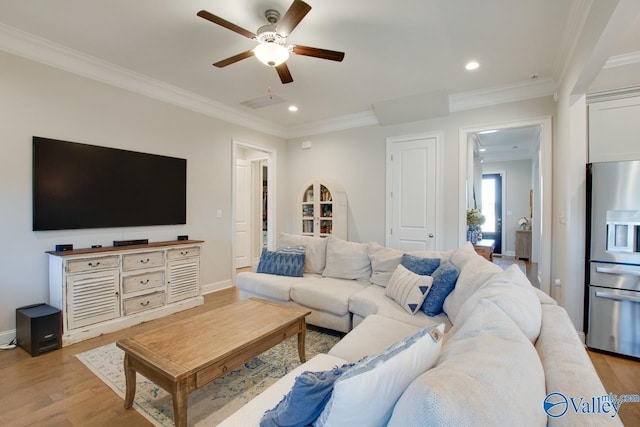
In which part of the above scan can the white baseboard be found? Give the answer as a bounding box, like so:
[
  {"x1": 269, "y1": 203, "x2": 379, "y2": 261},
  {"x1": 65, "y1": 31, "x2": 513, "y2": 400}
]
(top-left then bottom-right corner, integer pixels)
[
  {"x1": 0, "y1": 329, "x2": 16, "y2": 346},
  {"x1": 202, "y1": 279, "x2": 233, "y2": 294},
  {"x1": 578, "y1": 331, "x2": 586, "y2": 345}
]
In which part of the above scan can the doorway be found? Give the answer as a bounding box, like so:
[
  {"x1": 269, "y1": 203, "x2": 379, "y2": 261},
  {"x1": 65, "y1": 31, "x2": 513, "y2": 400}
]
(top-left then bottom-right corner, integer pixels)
[
  {"x1": 481, "y1": 173, "x2": 503, "y2": 254},
  {"x1": 458, "y1": 116, "x2": 552, "y2": 294},
  {"x1": 232, "y1": 140, "x2": 276, "y2": 275}
]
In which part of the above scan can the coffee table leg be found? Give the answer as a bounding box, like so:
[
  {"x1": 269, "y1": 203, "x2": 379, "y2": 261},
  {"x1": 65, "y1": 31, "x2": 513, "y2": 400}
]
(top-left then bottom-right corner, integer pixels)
[
  {"x1": 123, "y1": 354, "x2": 136, "y2": 409},
  {"x1": 172, "y1": 380, "x2": 189, "y2": 427},
  {"x1": 297, "y1": 320, "x2": 307, "y2": 363}
]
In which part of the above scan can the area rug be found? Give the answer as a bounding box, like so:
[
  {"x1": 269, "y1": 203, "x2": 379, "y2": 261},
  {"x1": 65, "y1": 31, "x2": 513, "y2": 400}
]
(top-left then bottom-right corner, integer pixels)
[{"x1": 76, "y1": 328, "x2": 341, "y2": 426}]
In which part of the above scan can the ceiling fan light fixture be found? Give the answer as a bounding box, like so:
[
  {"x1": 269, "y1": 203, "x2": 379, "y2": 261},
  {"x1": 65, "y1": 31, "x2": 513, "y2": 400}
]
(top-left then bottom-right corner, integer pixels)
[{"x1": 254, "y1": 42, "x2": 290, "y2": 67}]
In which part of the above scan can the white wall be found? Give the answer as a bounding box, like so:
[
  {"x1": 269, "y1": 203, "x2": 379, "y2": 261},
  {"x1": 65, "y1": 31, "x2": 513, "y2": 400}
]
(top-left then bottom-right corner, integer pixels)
[
  {"x1": 286, "y1": 97, "x2": 556, "y2": 250},
  {"x1": 552, "y1": 0, "x2": 640, "y2": 332},
  {"x1": 482, "y1": 160, "x2": 533, "y2": 256},
  {"x1": 0, "y1": 51, "x2": 287, "y2": 337}
]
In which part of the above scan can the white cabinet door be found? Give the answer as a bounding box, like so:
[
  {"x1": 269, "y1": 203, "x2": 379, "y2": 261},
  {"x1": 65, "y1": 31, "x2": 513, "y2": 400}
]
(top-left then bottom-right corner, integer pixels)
[
  {"x1": 66, "y1": 270, "x2": 120, "y2": 329},
  {"x1": 167, "y1": 257, "x2": 200, "y2": 303},
  {"x1": 589, "y1": 96, "x2": 640, "y2": 162},
  {"x1": 388, "y1": 136, "x2": 438, "y2": 251}
]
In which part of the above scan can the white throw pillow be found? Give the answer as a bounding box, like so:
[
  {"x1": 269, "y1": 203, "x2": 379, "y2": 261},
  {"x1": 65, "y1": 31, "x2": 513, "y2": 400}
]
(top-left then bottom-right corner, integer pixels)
[
  {"x1": 316, "y1": 323, "x2": 445, "y2": 427},
  {"x1": 385, "y1": 264, "x2": 433, "y2": 314},
  {"x1": 455, "y1": 265, "x2": 542, "y2": 342},
  {"x1": 322, "y1": 236, "x2": 372, "y2": 281},
  {"x1": 367, "y1": 242, "x2": 403, "y2": 287},
  {"x1": 279, "y1": 232, "x2": 327, "y2": 274},
  {"x1": 388, "y1": 299, "x2": 546, "y2": 427}
]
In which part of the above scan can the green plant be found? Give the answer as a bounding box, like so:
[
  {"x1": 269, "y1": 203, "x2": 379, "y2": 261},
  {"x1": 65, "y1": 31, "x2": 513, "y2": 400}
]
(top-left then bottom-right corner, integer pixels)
[{"x1": 467, "y1": 208, "x2": 486, "y2": 227}]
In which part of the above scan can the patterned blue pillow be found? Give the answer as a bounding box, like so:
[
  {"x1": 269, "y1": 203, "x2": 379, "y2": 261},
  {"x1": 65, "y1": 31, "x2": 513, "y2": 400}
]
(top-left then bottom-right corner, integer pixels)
[
  {"x1": 401, "y1": 254, "x2": 440, "y2": 276},
  {"x1": 421, "y1": 260, "x2": 459, "y2": 316},
  {"x1": 260, "y1": 363, "x2": 354, "y2": 427},
  {"x1": 257, "y1": 246, "x2": 305, "y2": 277}
]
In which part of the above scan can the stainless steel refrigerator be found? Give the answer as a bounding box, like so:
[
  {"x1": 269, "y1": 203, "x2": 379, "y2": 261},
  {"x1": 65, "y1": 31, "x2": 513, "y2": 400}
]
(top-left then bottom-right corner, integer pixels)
[{"x1": 586, "y1": 160, "x2": 640, "y2": 359}]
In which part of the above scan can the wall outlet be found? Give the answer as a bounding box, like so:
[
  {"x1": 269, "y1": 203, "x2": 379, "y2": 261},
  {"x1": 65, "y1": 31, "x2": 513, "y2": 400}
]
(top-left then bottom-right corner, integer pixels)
[{"x1": 554, "y1": 279, "x2": 562, "y2": 287}]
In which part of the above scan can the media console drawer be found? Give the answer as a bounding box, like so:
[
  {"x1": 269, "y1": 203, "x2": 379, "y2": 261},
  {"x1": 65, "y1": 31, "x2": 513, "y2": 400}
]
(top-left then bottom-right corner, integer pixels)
[
  {"x1": 66, "y1": 255, "x2": 120, "y2": 273},
  {"x1": 123, "y1": 291, "x2": 165, "y2": 315},
  {"x1": 122, "y1": 270, "x2": 165, "y2": 294},
  {"x1": 167, "y1": 246, "x2": 200, "y2": 260},
  {"x1": 122, "y1": 251, "x2": 164, "y2": 271}
]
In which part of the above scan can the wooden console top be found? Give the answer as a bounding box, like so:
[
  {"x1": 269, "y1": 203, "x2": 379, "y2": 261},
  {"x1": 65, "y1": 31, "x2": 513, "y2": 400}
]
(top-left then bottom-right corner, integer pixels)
[{"x1": 46, "y1": 240, "x2": 204, "y2": 257}]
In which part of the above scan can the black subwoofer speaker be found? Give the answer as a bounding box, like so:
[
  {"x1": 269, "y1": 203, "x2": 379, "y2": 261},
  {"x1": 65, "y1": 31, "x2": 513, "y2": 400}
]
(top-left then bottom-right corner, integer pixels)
[{"x1": 16, "y1": 304, "x2": 62, "y2": 357}]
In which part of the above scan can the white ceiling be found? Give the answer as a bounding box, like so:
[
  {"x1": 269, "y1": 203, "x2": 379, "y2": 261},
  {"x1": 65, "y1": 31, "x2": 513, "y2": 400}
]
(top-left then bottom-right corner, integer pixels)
[
  {"x1": 0, "y1": 0, "x2": 638, "y2": 136},
  {"x1": 474, "y1": 126, "x2": 541, "y2": 163}
]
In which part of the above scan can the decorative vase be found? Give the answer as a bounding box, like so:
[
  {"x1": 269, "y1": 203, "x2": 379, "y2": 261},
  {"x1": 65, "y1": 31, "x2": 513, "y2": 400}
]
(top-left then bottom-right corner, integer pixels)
[{"x1": 467, "y1": 225, "x2": 479, "y2": 244}]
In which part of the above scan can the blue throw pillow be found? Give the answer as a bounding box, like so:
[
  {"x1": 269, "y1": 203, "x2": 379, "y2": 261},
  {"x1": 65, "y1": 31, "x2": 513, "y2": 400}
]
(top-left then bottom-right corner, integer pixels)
[
  {"x1": 421, "y1": 260, "x2": 459, "y2": 316},
  {"x1": 401, "y1": 254, "x2": 440, "y2": 276},
  {"x1": 257, "y1": 246, "x2": 305, "y2": 277},
  {"x1": 260, "y1": 363, "x2": 354, "y2": 427}
]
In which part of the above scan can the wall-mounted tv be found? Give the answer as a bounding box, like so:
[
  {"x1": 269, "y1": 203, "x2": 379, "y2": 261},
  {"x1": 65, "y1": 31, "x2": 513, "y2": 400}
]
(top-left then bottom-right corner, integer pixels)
[{"x1": 33, "y1": 137, "x2": 187, "y2": 231}]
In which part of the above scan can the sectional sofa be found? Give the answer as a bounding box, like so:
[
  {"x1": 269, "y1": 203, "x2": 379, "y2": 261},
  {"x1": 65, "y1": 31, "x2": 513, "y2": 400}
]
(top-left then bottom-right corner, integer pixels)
[{"x1": 221, "y1": 234, "x2": 622, "y2": 426}]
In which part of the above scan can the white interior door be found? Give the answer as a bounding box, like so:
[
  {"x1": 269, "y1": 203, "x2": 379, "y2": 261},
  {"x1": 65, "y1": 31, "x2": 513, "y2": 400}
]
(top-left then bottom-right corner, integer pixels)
[
  {"x1": 235, "y1": 159, "x2": 251, "y2": 268},
  {"x1": 388, "y1": 136, "x2": 438, "y2": 251}
]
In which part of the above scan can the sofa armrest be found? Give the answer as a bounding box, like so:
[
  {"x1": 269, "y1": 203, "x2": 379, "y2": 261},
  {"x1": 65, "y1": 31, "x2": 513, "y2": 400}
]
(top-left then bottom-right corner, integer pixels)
[{"x1": 536, "y1": 304, "x2": 623, "y2": 426}]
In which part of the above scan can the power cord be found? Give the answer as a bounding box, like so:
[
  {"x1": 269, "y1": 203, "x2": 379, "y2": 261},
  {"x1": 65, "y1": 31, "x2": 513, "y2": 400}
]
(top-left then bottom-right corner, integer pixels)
[{"x1": 0, "y1": 338, "x2": 17, "y2": 350}]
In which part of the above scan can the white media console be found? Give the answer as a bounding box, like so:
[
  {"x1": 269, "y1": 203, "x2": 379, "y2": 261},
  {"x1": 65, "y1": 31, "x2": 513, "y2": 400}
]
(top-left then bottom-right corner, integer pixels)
[{"x1": 48, "y1": 240, "x2": 204, "y2": 345}]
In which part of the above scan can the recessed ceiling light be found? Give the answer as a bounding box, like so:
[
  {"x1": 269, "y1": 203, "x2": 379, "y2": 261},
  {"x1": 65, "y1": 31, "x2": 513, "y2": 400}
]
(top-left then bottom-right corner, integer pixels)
[
  {"x1": 288, "y1": 105, "x2": 298, "y2": 112},
  {"x1": 465, "y1": 61, "x2": 480, "y2": 71},
  {"x1": 479, "y1": 148, "x2": 487, "y2": 152},
  {"x1": 478, "y1": 129, "x2": 498, "y2": 134}
]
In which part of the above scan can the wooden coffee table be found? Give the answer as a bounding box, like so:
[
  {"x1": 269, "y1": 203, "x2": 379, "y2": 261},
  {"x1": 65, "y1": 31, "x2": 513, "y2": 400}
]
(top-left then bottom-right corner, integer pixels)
[{"x1": 116, "y1": 298, "x2": 311, "y2": 427}]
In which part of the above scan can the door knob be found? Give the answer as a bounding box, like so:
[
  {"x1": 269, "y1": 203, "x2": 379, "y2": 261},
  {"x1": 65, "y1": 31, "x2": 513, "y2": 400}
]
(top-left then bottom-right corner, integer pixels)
[{"x1": 428, "y1": 233, "x2": 434, "y2": 238}]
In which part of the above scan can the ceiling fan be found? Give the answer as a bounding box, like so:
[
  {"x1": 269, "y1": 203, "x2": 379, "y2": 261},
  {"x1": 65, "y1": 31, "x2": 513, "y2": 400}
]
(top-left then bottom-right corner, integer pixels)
[{"x1": 197, "y1": 0, "x2": 345, "y2": 84}]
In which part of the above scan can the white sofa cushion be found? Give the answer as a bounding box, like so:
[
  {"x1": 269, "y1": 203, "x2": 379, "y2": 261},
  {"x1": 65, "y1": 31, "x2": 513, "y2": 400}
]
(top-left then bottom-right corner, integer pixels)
[
  {"x1": 455, "y1": 264, "x2": 542, "y2": 342},
  {"x1": 329, "y1": 314, "x2": 421, "y2": 362},
  {"x1": 290, "y1": 277, "x2": 370, "y2": 316},
  {"x1": 443, "y1": 242, "x2": 502, "y2": 323},
  {"x1": 367, "y1": 242, "x2": 403, "y2": 287},
  {"x1": 235, "y1": 271, "x2": 307, "y2": 302},
  {"x1": 385, "y1": 264, "x2": 433, "y2": 314},
  {"x1": 349, "y1": 284, "x2": 451, "y2": 330},
  {"x1": 322, "y1": 236, "x2": 372, "y2": 281},
  {"x1": 316, "y1": 323, "x2": 445, "y2": 427},
  {"x1": 279, "y1": 232, "x2": 327, "y2": 274},
  {"x1": 388, "y1": 299, "x2": 546, "y2": 427}
]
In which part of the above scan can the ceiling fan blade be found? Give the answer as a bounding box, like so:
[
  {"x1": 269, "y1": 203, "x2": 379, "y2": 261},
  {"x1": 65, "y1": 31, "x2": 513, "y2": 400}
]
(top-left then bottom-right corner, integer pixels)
[
  {"x1": 213, "y1": 50, "x2": 255, "y2": 68},
  {"x1": 197, "y1": 10, "x2": 256, "y2": 39},
  {"x1": 292, "y1": 45, "x2": 345, "y2": 62},
  {"x1": 276, "y1": 63, "x2": 294, "y2": 84},
  {"x1": 276, "y1": 0, "x2": 312, "y2": 36}
]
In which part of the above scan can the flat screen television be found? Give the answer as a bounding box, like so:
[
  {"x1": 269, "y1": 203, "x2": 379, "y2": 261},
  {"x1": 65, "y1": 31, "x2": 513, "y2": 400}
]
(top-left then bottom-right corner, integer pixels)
[{"x1": 33, "y1": 136, "x2": 187, "y2": 231}]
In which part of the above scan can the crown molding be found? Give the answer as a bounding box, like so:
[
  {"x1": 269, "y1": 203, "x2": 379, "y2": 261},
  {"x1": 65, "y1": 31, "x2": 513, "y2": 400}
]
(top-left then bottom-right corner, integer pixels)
[
  {"x1": 602, "y1": 50, "x2": 640, "y2": 69},
  {"x1": 286, "y1": 110, "x2": 379, "y2": 138},
  {"x1": 0, "y1": 22, "x2": 560, "y2": 140},
  {"x1": 0, "y1": 23, "x2": 287, "y2": 138},
  {"x1": 553, "y1": 0, "x2": 593, "y2": 83},
  {"x1": 448, "y1": 78, "x2": 557, "y2": 112}
]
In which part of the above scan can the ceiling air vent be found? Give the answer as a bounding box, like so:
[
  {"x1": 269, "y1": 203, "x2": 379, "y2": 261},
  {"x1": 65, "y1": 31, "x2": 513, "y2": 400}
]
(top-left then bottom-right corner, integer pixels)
[{"x1": 240, "y1": 93, "x2": 286, "y2": 109}]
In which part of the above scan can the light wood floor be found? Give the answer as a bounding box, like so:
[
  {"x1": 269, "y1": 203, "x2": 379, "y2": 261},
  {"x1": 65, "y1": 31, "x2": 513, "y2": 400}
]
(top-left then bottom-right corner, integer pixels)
[{"x1": 2, "y1": 286, "x2": 638, "y2": 426}]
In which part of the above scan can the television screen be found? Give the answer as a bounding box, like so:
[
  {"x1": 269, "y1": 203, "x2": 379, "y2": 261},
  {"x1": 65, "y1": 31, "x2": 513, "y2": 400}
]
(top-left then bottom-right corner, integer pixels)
[{"x1": 33, "y1": 137, "x2": 187, "y2": 231}]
